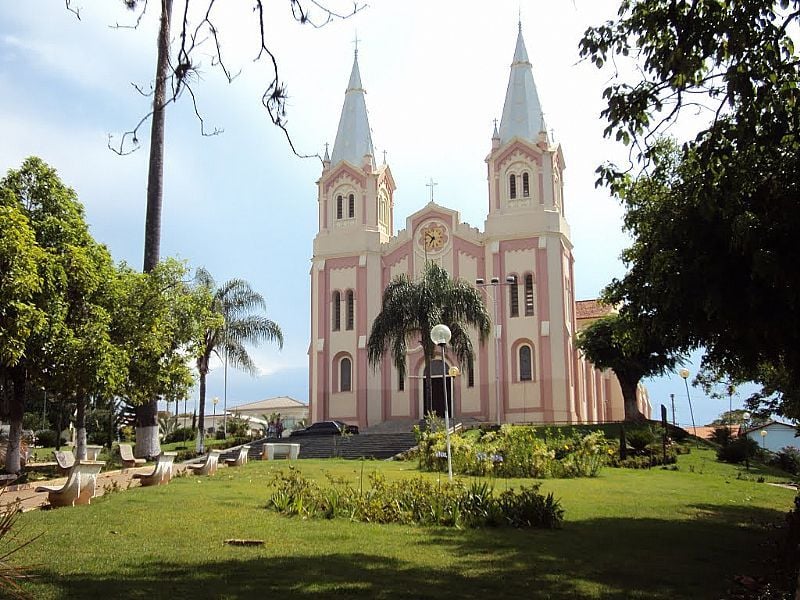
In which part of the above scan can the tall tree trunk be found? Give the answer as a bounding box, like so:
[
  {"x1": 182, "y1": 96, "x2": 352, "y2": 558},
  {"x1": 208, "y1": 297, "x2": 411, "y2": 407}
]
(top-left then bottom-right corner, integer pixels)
[
  {"x1": 55, "y1": 397, "x2": 63, "y2": 451},
  {"x1": 4, "y1": 366, "x2": 26, "y2": 474},
  {"x1": 135, "y1": 0, "x2": 173, "y2": 457},
  {"x1": 619, "y1": 376, "x2": 646, "y2": 422},
  {"x1": 423, "y1": 356, "x2": 432, "y2": 418},
  {"x1": 75, "y1": 397, "x2": 87, "y2": 460},
  {"x1": 196, "y1": 370, "x2": 207, "y2": 454}
]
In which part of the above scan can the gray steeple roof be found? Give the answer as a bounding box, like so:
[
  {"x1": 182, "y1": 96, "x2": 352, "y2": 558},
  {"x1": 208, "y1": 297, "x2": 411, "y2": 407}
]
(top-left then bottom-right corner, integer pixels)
[
  {"x1": 331, "y1": 52, "x2": 374, "y2": 165},
  {"x1": 498, "y1": 25, "x2": 545, "y2": 144}
]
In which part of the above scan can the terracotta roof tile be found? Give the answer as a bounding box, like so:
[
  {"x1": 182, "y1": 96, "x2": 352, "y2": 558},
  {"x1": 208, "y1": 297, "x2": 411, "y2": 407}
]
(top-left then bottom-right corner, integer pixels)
[{"x1": 575, "y1": 299, "x2": 612, "y2": 320}]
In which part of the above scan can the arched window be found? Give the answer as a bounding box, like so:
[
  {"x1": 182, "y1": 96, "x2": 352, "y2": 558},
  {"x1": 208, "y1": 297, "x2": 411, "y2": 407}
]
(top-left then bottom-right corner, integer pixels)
[
  {"x1": 519, "y1": 345, "x2": 533, "y2": 381},
  {"x1": 346, "y1": 290, "x2": 354, "y2": 330},
  {"x1": 332, "y1": 291, "x2": 341, "y2": 331},
  {"x1": 348, "y1": 193, "x2": 355, "y2": 218},
  {"x1": 509, "y1": 275, "x2": 519, "y2": 318},
  {"x1": 524, "y1": 274, "x2": 534, "y2": 316},
  {"x1": 522, "y1": 172, "x2": 530, "y2": 197},
  {"x1": 509, "y1": 174, "x2": 517, "y2": 199},
  {"x1": 340, "y1": 357, "x2": 352, "y2": 392},
  {"x1": 336, "y1": 195, "x2": 343, "y2": 220}
]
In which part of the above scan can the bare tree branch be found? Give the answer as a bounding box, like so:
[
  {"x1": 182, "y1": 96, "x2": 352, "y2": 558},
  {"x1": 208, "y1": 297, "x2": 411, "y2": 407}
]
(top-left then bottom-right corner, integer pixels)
[
  {"x1": 111, "y1": 0, "x2": 149, "y2": 30},
  {"x1": 72, "y1": 0, "x2": 365, "y2": 159},
  {"x1": 65, "y1": 0, "x2": 81, "y2": 20}
]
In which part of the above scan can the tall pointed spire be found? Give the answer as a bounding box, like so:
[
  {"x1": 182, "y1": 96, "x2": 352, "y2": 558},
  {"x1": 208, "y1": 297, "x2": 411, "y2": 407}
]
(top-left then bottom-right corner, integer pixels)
[
  {"x1": 331, "y1": 50, "x2": 375, "y2": 166},
  {"x1": 498, "y1": 24, "x2": 545, "y2": 144}
]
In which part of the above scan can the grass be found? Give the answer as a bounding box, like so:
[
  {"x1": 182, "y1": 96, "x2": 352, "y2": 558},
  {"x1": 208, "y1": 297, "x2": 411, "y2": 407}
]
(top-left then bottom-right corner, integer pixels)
[{"x1": 9, "y1": 447, "x2": 797, "y2": 599}]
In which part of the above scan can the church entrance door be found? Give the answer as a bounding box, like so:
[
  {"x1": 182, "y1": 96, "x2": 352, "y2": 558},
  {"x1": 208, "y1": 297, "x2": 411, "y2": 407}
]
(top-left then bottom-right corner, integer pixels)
[{"x1": 423, "y1": 359, "x2": 452, "y2": 419}]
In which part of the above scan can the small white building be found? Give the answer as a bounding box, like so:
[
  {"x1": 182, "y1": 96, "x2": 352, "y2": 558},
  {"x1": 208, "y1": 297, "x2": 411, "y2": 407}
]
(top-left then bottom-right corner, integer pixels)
[{"x1": 744, "y1": 420, "x2": 798, "y2": 453}]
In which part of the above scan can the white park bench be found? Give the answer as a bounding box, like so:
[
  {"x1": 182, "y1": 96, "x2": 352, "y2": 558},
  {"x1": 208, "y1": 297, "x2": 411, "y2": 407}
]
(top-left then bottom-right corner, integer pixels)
[
  {"x1": 262, "y1": 443, "x2": 300, "y2": 460},
  {"x1": 35, "y1": 460, "x2": 105, "y2": 507},
  {"x1": 132, "y1": 452, "x2": 177, "y2": 487},
  {"x1": 187, "y1": 449, "x2": 222, "y2": 476},
  {"x1": 118, "y1": 443, "x2": 146, "y2": 469},
  {"x1": 224, "y1": 445, "x2": 251, "y2": 468},
  {"x1": 53, "y1": 449, "x2": 76, "y2": 472}
]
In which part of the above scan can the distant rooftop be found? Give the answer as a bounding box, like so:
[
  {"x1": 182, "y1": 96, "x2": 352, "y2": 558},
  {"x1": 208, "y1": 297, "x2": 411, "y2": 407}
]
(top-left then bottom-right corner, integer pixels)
[
  {"x1": 231, "y1": 396, "x2": 307, "y2": 412},
  {"x1": 575, "y1": 299, "x2": 612, "y2": 320}
]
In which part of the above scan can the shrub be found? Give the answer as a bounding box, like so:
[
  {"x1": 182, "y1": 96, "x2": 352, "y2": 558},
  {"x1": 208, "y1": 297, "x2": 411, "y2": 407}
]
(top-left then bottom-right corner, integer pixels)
[
  {"x1": 717, "y1": 436, "x2": 758, "y2": 463},
  {"x1": 163, "y1": 427, "x2": 195, "y2": 444},
  {"x1": 266, "y1": 468, "x2": 564, "y2": 529},
  {"x1": 625, "y1": 427, "x2": 656, "y2": 452},
  {"x1": 772, "y1": 447, "x2": 800, "y2": 475},
  {"x1": 710, "y1": 427, "x2": 735, "y2": 446},
  {"x1": 88, "y1": 431, "x2": 111, "y2": 447},
  {"x1": 417, "y1": 425, "x2": 610, "y2": 479},
  {"x1": 34, "y1": 430, "x2": 66, "y2": 448}
]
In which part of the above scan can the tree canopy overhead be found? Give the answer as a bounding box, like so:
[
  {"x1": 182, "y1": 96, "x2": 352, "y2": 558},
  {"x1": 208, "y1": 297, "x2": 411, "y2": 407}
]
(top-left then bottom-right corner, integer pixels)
[{"x1": 580, "y1": 1, "x2": 800, "y2": 421}]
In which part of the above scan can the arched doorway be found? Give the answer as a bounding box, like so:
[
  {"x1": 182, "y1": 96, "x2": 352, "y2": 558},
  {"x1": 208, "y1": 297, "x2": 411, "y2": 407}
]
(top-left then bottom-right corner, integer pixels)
[{"x1": 422, "y1": 359, "x2": 452, "y2": 419}]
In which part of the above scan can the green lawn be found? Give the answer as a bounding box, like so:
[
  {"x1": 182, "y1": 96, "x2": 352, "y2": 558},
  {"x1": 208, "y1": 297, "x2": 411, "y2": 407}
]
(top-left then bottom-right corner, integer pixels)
[{"x1": 11, "y1": 448, "x2": 796, "y2": 599}]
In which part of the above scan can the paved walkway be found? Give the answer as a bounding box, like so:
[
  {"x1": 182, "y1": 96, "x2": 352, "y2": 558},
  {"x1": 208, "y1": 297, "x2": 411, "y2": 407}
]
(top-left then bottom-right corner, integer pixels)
[{"x1": 0, "y1": 465, "x2": 171, "y2": 512}]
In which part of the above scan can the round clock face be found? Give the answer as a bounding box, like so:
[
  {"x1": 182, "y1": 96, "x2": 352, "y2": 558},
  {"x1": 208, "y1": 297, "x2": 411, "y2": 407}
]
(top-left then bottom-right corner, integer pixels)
[{"x1": 421, "y1": 224, "x2": 447, "y2": 252}]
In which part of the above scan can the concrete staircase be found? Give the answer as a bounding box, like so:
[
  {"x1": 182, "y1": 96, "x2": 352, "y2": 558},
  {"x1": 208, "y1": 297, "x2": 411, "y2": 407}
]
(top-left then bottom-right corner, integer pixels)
[{"x1": 230, "y1": 433, "x2": 418, "y2": 461}]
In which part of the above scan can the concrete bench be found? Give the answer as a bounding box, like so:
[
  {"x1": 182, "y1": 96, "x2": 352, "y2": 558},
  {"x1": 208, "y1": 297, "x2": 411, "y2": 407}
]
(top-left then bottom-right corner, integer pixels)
[
  {"x1": 53, "y1": 450, "x2": 75, "y2": 472},
  {"x1": 35, "y1": 460, "x2": 105, "y2": 507},
  {"x1": 262, "y1": 443, "x2": 300, "y2": 460},
  {"x1": 118, "y1": 443, "x2": 146, "y2": 469},
  {"x1": 133, "y1": 452, "x2": 176, "y2": 487},
  {"x1": 187, "y1": 449, "x2": 222, "y2": 476},
  {"x1": 224, "y1": 445, "x2": 251, "y2": 468}
]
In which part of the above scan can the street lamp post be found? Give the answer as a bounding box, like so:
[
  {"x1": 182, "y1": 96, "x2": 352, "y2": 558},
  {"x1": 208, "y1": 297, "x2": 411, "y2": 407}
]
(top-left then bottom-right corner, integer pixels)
[
  {"x1": 431, "y1": 323, "x2": 453, "y2": 481},
  {"x1": 678, "y1": 369, "x2": 697, "y2": 440},
  {"x1": 223, "y1": 349, "x2": 228, "y2": 438},
  {"x1": 742, "y1": 411, "x2": 751, "y2": 470},
  {"x1": 760, "y1": 429, "x2": 767, "y2": 450},
  {"x1": 212, "y1": 396, "x2": 219, "y2": 435},
  {"x1": 669, "y1": 393, "x2": 676, "y2": 427},
  {"x1": 476, "y1": 276, "x2": 516, "y2": 426}
]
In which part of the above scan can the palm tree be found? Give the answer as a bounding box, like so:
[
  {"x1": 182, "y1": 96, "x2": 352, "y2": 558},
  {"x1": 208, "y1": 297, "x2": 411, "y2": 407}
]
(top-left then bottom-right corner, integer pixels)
[
  {"x1": 367, "y1": 262, "x2": 491, "y2": 415},
  {"x1": 194, "y1": 268, "x2": 283, "y2": 452}
]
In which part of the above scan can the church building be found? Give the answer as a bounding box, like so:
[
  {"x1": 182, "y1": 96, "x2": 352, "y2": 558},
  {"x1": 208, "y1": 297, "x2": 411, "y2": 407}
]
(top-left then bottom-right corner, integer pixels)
[{"x1": 308, "y1": 26, "x2": 651, "y2": 429}]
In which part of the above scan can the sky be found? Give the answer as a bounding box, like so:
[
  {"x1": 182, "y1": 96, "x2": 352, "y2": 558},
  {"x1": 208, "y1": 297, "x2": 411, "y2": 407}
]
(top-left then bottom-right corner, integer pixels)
[{"x1": 0, "y1": 0, "x2": 745, "y2": 428}]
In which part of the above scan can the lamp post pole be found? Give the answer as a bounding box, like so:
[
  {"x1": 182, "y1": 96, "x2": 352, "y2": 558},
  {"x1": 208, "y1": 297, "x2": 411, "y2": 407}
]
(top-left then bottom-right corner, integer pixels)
[
  {"x1": 678, "y1": 369, "x2": 697, "y2": 440},
  {"x1": 760, "y1": 429, "x2": 767, "y2": 450},
  {"x1": 476, "y1": 276, "x2": 516, "y2": 426},
  {"x1": 431, "y1": 324, "x2": 453, "y2": 481},
  {"x1": 742, "y1": 411, "x2": 751, "y2": 470},
  {"x1": 670, "y1": 393, "x2": 676, "y2": 427},
  {"x1": 223, "y1": 349, "x2": 228, "y2": 438},
  {"x1": 212, "y1": 396, "x2": 219, "y2": 436}
]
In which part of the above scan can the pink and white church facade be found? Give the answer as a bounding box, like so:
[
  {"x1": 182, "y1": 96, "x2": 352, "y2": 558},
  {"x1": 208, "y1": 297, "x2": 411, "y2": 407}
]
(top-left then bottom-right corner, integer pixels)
[{"x1": 308, "y1": 26, "x2": 651, "y2": 428}]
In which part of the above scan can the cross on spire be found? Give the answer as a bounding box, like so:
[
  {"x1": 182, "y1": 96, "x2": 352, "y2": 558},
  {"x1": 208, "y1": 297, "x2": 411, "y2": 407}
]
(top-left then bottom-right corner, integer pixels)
[
  {"x1": 382, "y1": 149, "x2": 387, "y2": 164},
  {"x1": 353, "y1": 31, "x2": 361, "y2": 56},
  {"x1": 426, "y1": 178, "x2": 438, "y2": 202}
]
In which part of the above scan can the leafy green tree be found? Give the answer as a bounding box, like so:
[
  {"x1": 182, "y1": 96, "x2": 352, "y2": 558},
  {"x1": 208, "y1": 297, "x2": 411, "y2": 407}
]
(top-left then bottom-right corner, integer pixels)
[
  {"x1": 367, "y1": 262, "x2": 491, "y2": 414},
  {"x1": 576, "y1": 312, "x2": 685, "y2": 422},
  {"x1": 0, "y1": 203, "x2": 44, "y2": 368},
  {"x1": 0, "y1": 158, "x2": 126, "y2": 470},
  {"x1": 580, "y1": 2, "x2": 800, "y2": 420},
  {"x1": 110, "y1": 259, "x2": 200, "y2": 457},
  {"x1": 193, "y1": 268, "x2": 283, "y2": 453}
]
